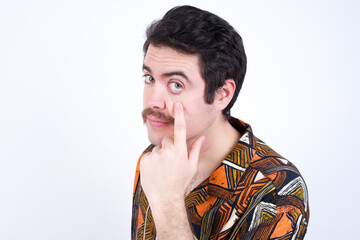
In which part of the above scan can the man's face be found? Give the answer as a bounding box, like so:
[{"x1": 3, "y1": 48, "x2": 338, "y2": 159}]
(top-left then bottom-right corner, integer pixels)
[{"x1": 142, "y1": 45, "x2": 219, "y2": 146}]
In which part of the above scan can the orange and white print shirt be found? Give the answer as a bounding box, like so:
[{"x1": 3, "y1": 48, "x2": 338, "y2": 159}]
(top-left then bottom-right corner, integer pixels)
[{"x1": 131, "y1": 118, "x2": 309, "y2": 240}]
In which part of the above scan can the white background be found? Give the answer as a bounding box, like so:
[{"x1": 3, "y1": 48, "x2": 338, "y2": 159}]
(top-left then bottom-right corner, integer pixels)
[{"x1": 1, "y1": 0, "x2": 359, "y2": 239}]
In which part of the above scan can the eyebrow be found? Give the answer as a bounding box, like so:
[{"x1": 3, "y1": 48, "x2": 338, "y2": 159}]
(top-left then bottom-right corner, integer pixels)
[{"x1": 142, "y1": 64, "x2": 190, "y2": 83}]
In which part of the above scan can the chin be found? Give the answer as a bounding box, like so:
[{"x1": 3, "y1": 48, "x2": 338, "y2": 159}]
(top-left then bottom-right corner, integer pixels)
[
  {"x1": 146, "y1": 127, "x2": 164, "y2": 146},
  {"x1": 147, "y1": 133, "x2": 163, "y2": 146},
  {"x1": 146, "y1": 122, "x2": 173, "y2": 146}
]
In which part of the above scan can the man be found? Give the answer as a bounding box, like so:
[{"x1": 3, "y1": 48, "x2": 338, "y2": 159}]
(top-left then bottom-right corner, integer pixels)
[{"x1": 132, "y1": 5, "x2": 309, "y2": 240}]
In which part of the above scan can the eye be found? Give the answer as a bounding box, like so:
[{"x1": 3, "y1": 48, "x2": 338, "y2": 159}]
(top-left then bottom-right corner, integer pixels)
[
  {"x1": 144, "y1": 75, "x2": 155, "y2": 84},
  {"x1": 168, "y1": 81, "x2": 183, "y2": 93}
]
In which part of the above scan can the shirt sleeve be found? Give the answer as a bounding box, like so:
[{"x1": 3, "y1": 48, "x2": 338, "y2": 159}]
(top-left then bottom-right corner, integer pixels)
[
  {"x1": 237, "y1": 205, "x2": 308, "y2": 239},
  {"x1": 226, "y1": 172, "x2": 309, "y2": 239},
  {"x1": 194, "y1": 170, "x2": 309, "y2": 239}
]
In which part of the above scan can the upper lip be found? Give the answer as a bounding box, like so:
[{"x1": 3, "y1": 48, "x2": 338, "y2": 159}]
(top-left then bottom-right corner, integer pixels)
[{"x1": 147, "y1": 114, "x2": 168, "y2": 123}]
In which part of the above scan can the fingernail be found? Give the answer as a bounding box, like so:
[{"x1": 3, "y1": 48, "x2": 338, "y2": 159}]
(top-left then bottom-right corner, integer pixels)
[{"x1": 175, "y1": 102, "x2": 182, "y2": 108}]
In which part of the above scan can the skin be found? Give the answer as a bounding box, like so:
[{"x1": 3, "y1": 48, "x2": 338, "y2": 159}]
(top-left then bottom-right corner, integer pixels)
[{"x1": 140, "y1": 45, "x2": 241, "y2": 239}]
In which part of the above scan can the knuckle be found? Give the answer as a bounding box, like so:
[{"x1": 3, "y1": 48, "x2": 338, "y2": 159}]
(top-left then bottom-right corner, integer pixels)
[
  {"x1": 140, "y1": 153, "x2": 151, "y2": 167},
  {"x1": 162, "y1": 136, "x2": 171, "y2": 143},
  {"x1": 160, "y1": 147, "x2": 171, "y2": 155}
]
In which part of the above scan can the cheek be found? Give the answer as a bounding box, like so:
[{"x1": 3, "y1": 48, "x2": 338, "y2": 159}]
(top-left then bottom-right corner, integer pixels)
[
  {"x1": 142, "y1": 88, "x2": 148, "y2": 107},
  {"x1": 143, "y1": 87, "x2": 152, "y2": 107},
  {"x1": 184, "y1": 101, "x2": 216, "y2": 135}
]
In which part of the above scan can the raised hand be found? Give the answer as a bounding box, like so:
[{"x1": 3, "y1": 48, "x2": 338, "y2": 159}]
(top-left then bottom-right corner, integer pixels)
[{"x1": 140, "y1": 102, "x2": 206, "y2": 207}]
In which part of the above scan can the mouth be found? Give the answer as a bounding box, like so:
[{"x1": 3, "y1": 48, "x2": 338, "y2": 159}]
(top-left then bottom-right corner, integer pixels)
[{"x1": 147, "y1": 114, "x2": 170, "y2": 127}]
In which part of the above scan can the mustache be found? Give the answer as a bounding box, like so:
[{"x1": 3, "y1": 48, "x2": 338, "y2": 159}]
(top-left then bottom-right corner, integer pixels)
[{"x1": 142, "y1": 108, "x2": 175, "y2": 125}]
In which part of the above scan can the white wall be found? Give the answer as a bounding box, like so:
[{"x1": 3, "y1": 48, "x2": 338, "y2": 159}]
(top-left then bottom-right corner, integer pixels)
[{"x1": 0, "y1": 0, "x2": 359, "y2": 239}]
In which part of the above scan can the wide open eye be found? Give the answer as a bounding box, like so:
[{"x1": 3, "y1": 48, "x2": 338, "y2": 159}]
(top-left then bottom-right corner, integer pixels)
[{"x1": 168, "y1": 81, "x2": 183, "y2": 93}]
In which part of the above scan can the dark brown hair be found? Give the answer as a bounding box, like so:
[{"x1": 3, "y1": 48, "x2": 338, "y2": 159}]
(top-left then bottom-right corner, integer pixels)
[{"x1": 143, "y1": 5, "x2": 247, "y2": 119}]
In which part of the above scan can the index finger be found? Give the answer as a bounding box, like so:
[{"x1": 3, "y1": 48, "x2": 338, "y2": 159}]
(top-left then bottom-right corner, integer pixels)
[{"x1": 174, "y1": 102, "x2": 187, "y2": 150}]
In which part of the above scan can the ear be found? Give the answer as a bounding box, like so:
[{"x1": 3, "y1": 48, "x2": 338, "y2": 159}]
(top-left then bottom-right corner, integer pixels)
[{"x1": 215, "y1": 79, "x2": 236, "y2": 111}]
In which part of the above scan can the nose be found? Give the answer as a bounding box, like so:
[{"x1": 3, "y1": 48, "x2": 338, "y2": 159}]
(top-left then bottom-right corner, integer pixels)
[{"x1": 144, "y1": 84, "x2": 166, "y2": 110}]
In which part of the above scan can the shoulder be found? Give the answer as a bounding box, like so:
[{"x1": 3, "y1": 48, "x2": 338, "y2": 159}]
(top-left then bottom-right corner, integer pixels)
[
  {"x1": 250, "y1": 136, "x2": 307, "y2": 199},
  {"x1": 245, "y1": 134, "x2": 310, "y2": 225},
  {"x1": 229, "y1": 118, "x2": 309, "y2": 224}
]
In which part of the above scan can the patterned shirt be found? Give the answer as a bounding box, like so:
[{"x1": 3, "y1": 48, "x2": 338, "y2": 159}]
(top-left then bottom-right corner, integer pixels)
[{"x1": 131, "y1": 118, "x2": 309, "y2": 239}]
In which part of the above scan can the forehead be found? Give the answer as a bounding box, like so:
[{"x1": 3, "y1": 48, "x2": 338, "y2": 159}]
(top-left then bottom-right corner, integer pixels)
[{"x1": 143, "y1": 45, "x2": 202, "y2": 75}]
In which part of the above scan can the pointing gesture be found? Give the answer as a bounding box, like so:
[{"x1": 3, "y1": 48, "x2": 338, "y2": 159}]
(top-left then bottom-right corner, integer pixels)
[
  {"x1": 173, "y1": 102, "x2": 187, "y2": 150},
  {"x1": 174, "y1": 102, "x2": 205, "y2": 174},
  {"x1": 140, "y1": 102, "x2": 206, "y2": 206}
]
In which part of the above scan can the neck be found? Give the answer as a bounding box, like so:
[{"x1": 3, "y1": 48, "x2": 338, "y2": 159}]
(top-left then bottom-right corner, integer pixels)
[{"x1": 192, "y1": 115, "x2": 242, "y2": 182}]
